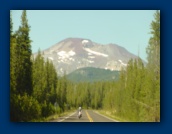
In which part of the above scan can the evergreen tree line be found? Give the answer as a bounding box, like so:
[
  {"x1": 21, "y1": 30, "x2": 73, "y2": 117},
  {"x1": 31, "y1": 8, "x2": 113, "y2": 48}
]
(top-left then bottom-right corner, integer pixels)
[
  {"x1": 10, "y1": 10, "x2": 160, "y2": 122},
  {"x1": 10, "y1": 11, "x2": 68, "y2": 121}
]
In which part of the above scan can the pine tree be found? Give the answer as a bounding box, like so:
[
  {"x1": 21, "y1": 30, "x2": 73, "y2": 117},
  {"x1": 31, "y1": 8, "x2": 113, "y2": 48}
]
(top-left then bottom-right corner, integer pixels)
[
  {"x1": 146, "y1": 10, "x2": 160, "y2": 122},
  {"x1": 10, "y1": 11, "x2": 18, "y2": 121},
  {"x1": 15, "y1": 10, "x2": 33, "y2": 95},
  {"x1": 146, "y1": 10, "x2": 160, "y2": 78},
  {"x1": 32, "y1": 49, "x2": 47, "y2": 103},
  {"x1": 10, "y1": 11, "x2": 17, "y2": 94}
]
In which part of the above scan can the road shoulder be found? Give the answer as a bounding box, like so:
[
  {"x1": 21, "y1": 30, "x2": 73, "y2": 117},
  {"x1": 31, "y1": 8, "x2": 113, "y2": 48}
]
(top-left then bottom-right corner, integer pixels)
[
  {"x1": 49, "y1": 110, "x2": 77, "y2": 122},
  {"x1": 93, "y1": 110, "x2": 119, "y2": 122}
]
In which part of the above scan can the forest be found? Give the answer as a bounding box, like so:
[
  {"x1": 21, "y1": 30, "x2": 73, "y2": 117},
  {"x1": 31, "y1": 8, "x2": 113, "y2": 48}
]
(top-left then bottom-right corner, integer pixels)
[{"x1": 10, "y1": 10, "x2": 160, "y2": 122}]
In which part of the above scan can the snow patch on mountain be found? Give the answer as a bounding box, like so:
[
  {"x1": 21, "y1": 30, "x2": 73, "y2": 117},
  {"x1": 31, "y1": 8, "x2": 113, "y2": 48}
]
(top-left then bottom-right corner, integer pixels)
[
  {"x1": 57, "y1": 51, "x2": 66, "y2": 57},
  {"x1": 82, "y1": 40, "x2": 89, "y2": 44},
  {"x1": 118, "y1": 60, "x2": 122, "y2": 63},
  {"x1": 57, "y1": 50, "x2": 76, "y2": 60},
  {"x1": 84, "y1": 48, "x2": 108, "y2": 57},
  {"x1": 68, "y1": 50, "x2": 76, "y2": 56},
  {"x1": 48, "y1": 57, "x2": 54, "y2": 61},
  {"x1": 118, "y1": 59, "x2": 127, "y2": 66}
]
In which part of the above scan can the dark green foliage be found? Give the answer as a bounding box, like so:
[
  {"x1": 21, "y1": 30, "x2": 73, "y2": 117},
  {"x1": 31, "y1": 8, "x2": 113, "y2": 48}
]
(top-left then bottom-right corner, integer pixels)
[
  {"x1": 10, "y1": 11, "x2": 59, "y2": 121},
  {"x1": 67, "y1": 67, "x2": 120, "y2": 82},
  {"x1": 32, "y1": 51, "x2": 59, "y2": 117},
  {"x1": 10, "y1": 93, "x2": 41, "y2": 121},
  {"x1": 15, "y1": 10, "x2": 33, "y2": 95},
  {"x1": 41, "y1": 101, "x2": 55, "y2": 117},
  {"x1": 32, "y1": 49, "x2": 46, "y2": 103},
  {"x1": 10, "y1": 10, "x2": 35, "y2": 121},
  {"x1": 10, "y1": 14, "x2": 17, "y2": 94}
]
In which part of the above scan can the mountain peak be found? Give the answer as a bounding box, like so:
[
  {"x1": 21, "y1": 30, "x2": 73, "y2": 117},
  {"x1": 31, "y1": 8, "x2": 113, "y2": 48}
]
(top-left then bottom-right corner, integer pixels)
[
  {"x1": 60, "y1": 37, "x2": 91, "y2": 43},
  {"x1": 33, "y1": 37, "x2": 140, "y2": 75}
]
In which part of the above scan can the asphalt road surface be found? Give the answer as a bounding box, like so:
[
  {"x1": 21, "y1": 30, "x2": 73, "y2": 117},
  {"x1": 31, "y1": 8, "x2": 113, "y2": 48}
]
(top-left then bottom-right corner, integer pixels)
[{"x1": 50, "y1": 110, "x2": 118, "y2": 122}]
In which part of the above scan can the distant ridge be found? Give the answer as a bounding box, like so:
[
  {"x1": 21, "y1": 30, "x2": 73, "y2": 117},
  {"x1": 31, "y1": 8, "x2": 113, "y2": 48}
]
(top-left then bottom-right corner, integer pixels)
[{"x1": 66, "y1": 67, "x2": 120, "y2": 82}]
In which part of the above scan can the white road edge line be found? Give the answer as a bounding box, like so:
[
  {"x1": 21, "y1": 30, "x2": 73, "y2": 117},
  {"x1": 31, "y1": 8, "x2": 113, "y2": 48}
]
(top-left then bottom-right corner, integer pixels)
[
  {"x1": 93, "y1": 111, "x2": 119, "y2": 122},
  {"x1": 58, "y1": 112, "x2": 76, "y2": 122}
]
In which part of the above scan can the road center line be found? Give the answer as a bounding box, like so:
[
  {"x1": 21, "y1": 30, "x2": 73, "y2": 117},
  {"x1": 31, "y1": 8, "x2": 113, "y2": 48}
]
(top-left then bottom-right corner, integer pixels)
[{"x1": 86, "y1": 110, "x2": 93, "y2": 122}]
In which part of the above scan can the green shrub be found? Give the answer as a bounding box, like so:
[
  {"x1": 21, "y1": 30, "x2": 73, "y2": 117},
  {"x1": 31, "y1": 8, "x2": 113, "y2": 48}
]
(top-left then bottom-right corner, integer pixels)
[{"x1": 10, "y1": 93, "x2": 41, "y2": 121}]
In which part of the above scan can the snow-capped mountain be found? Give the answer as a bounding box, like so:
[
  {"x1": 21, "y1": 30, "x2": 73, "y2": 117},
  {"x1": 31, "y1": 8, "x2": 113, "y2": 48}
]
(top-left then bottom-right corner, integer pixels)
[{"x1": 33, "y1": 38, "x2": 140, "y2": 75}]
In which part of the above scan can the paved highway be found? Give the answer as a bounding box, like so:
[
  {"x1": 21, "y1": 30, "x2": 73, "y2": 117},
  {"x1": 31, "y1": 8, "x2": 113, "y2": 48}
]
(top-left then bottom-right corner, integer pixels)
[{"x1": 50, "y1": 110, "x2": 118, "y2": 122}]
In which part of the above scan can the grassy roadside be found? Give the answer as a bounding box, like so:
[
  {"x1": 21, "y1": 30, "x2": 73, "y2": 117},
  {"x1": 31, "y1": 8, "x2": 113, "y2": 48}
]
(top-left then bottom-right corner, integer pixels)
[
  {"x1": 95, "y1": 110, "x2": 128, "y2": 122},
  {"x1": 47, "y1": 109, "x2": 76, "y2": 122},
  {"x1": 31, "y1": 109, "x2": 76, "y2": 122}
]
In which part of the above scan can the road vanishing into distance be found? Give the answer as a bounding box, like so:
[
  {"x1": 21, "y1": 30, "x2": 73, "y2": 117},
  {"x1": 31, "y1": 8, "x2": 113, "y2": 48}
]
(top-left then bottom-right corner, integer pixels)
[{"x1": 50, "y1": 110, "x2": 118, "y2": 122}]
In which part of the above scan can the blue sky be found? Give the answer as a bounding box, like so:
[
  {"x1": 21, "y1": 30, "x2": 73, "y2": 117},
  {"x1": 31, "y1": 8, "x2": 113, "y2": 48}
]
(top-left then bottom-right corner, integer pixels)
[{"x1": 11, "y1": 10, "x2": 156, "y2": 61}]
